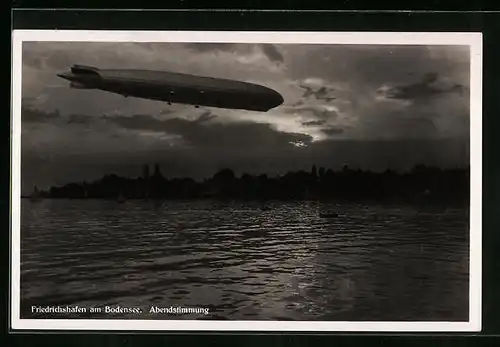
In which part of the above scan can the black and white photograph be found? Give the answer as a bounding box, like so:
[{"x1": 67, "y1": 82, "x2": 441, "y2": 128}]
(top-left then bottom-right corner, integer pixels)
[{"x1": 10, "y1": 31, "x2": 482, "y2": 331}]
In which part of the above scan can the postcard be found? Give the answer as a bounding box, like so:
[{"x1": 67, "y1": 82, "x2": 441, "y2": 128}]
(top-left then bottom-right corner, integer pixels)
[{"x1": 10, "y1": 30, "x2": 482, "y2": 331}]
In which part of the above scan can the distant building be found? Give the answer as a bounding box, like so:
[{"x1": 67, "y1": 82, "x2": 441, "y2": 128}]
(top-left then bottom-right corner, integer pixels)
[
  {"x1": 153, "y1": 163, "x2": 163, "y2": 179},
  {"x1": 142, "y1": 164, "x2": 150, "y2": 179}
]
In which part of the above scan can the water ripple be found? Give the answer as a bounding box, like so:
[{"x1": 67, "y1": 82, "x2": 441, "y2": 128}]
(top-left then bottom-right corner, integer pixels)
[{"x1": 20, "y1": 199, "x2": 469, "y2": 321}]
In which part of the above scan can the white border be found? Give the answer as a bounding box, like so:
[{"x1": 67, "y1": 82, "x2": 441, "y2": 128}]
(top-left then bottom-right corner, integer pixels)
[{"x1": 10, "y1": 30, "x2": 482, "y2": 332}]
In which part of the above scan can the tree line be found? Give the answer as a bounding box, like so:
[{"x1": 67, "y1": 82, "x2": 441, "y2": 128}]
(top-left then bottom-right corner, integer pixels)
[{"x1": 32, "y1": 163, "x2": 469, "y2": 206}]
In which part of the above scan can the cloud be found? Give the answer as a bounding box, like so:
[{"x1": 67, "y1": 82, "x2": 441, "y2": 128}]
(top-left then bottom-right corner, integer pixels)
[
  {"x1": 22, "y1": 103, "x2": 99, "y2": 126},
  {"x1": 66, "y1": 114, "x2": 94, "y2": 124},
  {"x1": 299, "y1": 85, "x2": 336, "y2": 101},
  {"x1": 101, "y1": 113, "x2": 313, "y2": 150},
  {"x1": 296, "y1": 77, "x2": 339, "y2": 102},
  {"x1": 193, "y1": 111, "x2": 217, "y2": 124},
  {"x1": 321, "y1": 127, "x2": 345, "y2": 136},
  {"x1": 21, "y1": 105, "x2": 61, "y2": 123},
  {"x1": 379, "y1": 72, "x2": 467, "y2": 101},
  {"x1": 301, "y1": 120, "x2": 326, "y2": 127},
  {"x1": 285, "y1": 104, "x2": 339, "y2": 119},
  {"x1": 183, "y1": 43, "x2": 240, "y2": 52},
  {"x1": 260, "y1": 44, "x2": 284, "y2": 64},
  {"x1": 354, "y1": 107, "x2": 443, "y2": 140},
  {"x1": 159, "y1": 109, "x2": 174, "y2": 116},
  {"x1": 285, "y1": 45, "x2": 469, "y2": 87}
]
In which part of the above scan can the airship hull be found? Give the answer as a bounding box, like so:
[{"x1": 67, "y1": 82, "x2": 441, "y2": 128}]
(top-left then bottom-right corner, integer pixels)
[{"x1": 58, "y1": 65, "x2": 284, "y2": 112}]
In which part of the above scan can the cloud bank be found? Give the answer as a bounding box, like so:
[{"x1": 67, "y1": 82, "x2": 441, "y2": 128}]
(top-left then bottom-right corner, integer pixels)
[{"x1": 21, "y1": 42, "x2": 470, "y2": 191}]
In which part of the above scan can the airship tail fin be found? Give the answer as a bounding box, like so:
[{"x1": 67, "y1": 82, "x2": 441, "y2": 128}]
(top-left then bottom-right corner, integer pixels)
[{"x1": 71, "y1": 64, "x2": 101, "y2": 76}]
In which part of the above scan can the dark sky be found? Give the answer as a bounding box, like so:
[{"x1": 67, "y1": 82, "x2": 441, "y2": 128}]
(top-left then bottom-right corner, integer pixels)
[{"x1": 21, "y1": 42, "x2": 470, "y2": 192}]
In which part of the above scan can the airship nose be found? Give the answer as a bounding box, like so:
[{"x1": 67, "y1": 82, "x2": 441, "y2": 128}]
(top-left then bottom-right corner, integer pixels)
[{"x1": 270, "y1": 90, "x2": 284, "y2": 108}]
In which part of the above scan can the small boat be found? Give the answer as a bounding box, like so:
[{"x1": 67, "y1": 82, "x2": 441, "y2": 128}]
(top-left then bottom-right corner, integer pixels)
[
  {"x1": 260, "y1": 204, "x2": 272, "y2": 211},
  {"x1": 319, "y1": 211, "x2": 339, "y2": 218},
  {"x1": 117, "y1": 192, "x2": 126, "y2": 203}
]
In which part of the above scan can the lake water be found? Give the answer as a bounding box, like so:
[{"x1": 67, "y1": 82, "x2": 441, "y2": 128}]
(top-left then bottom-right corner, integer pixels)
[{"x1": 20, "y1": 199, "x2": 469, "y2": 321}]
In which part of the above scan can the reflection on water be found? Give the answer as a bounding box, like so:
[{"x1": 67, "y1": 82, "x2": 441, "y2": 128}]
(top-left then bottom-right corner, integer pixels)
[{"x1": 20, "y1": 199, "x2": 469, "y2": 321}]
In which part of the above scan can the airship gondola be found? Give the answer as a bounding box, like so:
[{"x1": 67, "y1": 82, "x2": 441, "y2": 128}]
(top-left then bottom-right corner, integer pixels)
[{"x1": 57, "y1": 65, "x2": 284, "y2": 112}]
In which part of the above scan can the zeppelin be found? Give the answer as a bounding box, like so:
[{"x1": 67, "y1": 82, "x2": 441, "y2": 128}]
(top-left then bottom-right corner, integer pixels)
[{"x1": 57, "y1": 65, "x2": 284, "y2": 112}]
